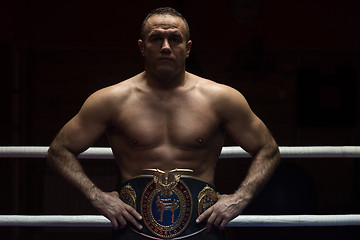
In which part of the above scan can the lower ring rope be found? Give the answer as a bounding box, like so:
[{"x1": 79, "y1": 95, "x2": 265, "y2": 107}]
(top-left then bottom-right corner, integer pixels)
[
  {"x1": 1, "y1": 146, "x2": 360, "y2": 159},
  {"x1": 1, "y1": 215, "x2": 360, "y2": 227}
]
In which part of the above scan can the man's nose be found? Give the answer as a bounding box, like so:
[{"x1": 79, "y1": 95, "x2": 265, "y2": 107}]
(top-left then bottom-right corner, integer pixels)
[{"x1": 161, "y1": 39, "x2": 171, "y2": 54}]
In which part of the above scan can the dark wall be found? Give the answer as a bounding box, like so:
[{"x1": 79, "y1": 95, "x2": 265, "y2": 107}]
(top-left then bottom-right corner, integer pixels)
[{"x1": 1, "y1": 0, "x2": 360, "y2": 239}]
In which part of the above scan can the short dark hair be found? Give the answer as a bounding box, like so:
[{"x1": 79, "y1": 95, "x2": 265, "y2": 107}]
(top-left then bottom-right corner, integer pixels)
[{"x1": 140, "y1": 7, "x2": 190, "y2": 41}]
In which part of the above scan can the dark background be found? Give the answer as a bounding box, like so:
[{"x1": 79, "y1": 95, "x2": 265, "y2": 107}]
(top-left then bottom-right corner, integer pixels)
[{"x1": 1, "y1": 0, "x2": 360, "y2": 239}]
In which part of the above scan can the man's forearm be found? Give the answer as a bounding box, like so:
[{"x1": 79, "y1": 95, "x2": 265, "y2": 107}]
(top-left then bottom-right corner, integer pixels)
[
  {"x1": 46, "y1": 144, "x2": 143, "y2": 230},
  {"x1": 46, "y1": 144, "x2": 101, "y2": 201},
  {"x1": 195, "y1": 141, "x2": 280, "y2": 230},
  {"x1": 234, "y1": 141, "x2": 280, "y2": 206}
]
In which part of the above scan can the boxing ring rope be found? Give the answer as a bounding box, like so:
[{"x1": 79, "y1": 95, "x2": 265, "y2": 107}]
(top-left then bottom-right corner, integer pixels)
[
  {"x1": 1, "y1": 146, "x2": 360, "y2": 159},
  {"x1": 1, "y1": 145, "x2": 360, "y2": 227},
  {"x1": 1, "y1": 214, "x2": 360, "y2": 227}
]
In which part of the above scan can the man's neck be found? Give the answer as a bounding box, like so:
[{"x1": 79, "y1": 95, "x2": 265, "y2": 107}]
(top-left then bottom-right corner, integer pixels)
[{"x1": 144, "y1": 70, "x2": 187, "y2": 91}]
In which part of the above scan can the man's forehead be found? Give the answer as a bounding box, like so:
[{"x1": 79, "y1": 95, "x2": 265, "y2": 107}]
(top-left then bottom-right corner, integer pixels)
[{"x1": 145, "y1": 15, "x2": 186, "y2": 34}]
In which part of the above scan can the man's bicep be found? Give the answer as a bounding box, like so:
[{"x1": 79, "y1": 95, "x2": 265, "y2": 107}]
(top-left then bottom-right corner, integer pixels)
[
  {"x1": 220, "y1": 90, "x2": 269, "y2": 156},
  {"x1": 226, "y1": 112, "x2": 269, "y2": 156},
  {"x1": 54, "y1": 90, "x2": 113, "y2": 155},
  {"x1": 54, "y1": 94, "x2": 110, "y2": 155}
]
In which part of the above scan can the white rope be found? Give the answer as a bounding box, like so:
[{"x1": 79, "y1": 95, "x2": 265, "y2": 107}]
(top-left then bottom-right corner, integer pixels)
[
  {"x1": 221, "y1": 146, "x2": 360, "y2": 158},
  {"x1": 0, "y1": 146, "x2": 359, "y2": 159},
  {"x1": 1, "y1": 215, "x2": 360, "y2": 227},
  {"x1": 0, "y1": 215, "x2": 109, "y2": 227},
  {"x1": 0, "y1": 146, "x2": 113, "y2": 159},
  {"x1": 228, "y1": 214, "x2": 360, "y2": 227}
]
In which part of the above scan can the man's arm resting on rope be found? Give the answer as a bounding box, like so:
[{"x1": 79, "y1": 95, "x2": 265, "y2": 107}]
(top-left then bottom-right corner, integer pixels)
[
  {"x1": 46, "y1": 91, "x2": 142, "y2": 230},
  {"x1": 196, "y1": 86, "x2": 280, "y2": 231}
]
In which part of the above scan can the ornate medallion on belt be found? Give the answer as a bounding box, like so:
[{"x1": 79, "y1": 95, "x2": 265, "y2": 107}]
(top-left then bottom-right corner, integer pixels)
[
  {"x1": 140, "y1": 169, "x2": 193, "y2": 239},
  {"x1": 119, "y1": 183, "x2": 137, "y2": 209},
  {"x1": 198, "y1": 185, "x2": 217, "y2": 215}
]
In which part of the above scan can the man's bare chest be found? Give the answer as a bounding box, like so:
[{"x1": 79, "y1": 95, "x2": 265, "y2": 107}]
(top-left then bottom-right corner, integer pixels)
[{"x1": 111, "y1": 93, "x2": 222, "y2": 148}]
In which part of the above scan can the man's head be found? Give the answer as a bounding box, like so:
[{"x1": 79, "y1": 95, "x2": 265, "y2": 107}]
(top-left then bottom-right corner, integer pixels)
[
  {"x1": 140, "y1": 7, "x2": 190, "y2": 42},
  {"x1": 138, "y1": 7, "x2": 192, "y2": 80}
]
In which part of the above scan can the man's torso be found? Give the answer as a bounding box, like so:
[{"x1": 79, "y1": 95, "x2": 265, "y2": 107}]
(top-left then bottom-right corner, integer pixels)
[{"x1": 104, "y1": 72, "x2": 226, "y2": 183}]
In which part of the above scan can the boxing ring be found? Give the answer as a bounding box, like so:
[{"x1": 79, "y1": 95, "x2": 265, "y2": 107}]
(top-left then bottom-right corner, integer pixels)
[{"x1": 1, "y1": 146, "x2": 360, "y2": 228}]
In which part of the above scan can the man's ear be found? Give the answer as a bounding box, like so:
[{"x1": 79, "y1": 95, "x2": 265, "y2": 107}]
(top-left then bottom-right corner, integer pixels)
[
  {"x1": 186, "y1": 40, "x2": 192, "y2": 58},
  {"x1": 138, "y1": 39, "x2": 145, "y2": 56}
]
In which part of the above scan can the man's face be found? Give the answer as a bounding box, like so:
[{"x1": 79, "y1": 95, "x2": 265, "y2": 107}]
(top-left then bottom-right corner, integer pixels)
[{"x1": 138, "y1": 14, "x2": 192, "y2": 78}]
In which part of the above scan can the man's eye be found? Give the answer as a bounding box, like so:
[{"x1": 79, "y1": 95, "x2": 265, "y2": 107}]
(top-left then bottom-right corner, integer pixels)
[
  {"x1": 150, "y1": 36, "x2": 161, "y2": 41},
  {"x1": 170, "y1": 37, "x2": 181, "y2": 42}
]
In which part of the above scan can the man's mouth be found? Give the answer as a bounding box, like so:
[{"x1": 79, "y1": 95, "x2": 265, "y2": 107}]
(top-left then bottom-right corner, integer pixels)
[{"x1": 158, "y1": 58, "x2": 174, "y2": 62}]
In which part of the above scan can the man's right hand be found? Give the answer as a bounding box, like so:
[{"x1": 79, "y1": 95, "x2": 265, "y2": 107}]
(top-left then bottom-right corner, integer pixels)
[{"x1": 90, "y1": 190, "x2": 143, "y2": 230}]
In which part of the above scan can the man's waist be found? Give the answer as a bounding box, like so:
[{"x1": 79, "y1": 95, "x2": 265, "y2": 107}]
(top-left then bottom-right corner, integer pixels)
[{"x1": 119, "y1": 169, "x2": 217, "y2": 239}]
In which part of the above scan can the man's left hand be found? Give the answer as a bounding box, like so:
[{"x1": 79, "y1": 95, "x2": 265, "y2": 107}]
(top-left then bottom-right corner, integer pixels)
[{"x1": 196, "y1": 193, "x2": 246, "y2": 232}]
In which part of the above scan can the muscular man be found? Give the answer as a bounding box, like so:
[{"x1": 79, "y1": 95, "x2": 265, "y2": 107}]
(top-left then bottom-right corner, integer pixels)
[{"x1": 47, "y1": 7, "x2": 280, "y2": 240}]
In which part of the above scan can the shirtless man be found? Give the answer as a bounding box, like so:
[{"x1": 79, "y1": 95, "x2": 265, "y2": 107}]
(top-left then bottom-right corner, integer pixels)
[{"x1": 47, "y1": 7, "x2": 280, "y2": 240}]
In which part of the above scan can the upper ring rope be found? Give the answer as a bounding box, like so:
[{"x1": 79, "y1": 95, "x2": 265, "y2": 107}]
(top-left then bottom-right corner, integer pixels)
[{"x1": 0, "y1": 146, "x2": 359, "y2": 159}]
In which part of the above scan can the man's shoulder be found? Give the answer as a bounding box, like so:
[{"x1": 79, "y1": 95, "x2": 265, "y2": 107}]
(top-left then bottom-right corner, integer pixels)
[
  {"x1": 188, "y1": 73, "x2": 249, "y2": 113},
  {"x1": 77, "y1": 74, "x2": 144, "y2": 120},
  {"x1": 91, "y1": 73, "x2": 142, "y2": 100},
  {"x1": 190, "y1": 73, "x2": 240, "y2": 98}
]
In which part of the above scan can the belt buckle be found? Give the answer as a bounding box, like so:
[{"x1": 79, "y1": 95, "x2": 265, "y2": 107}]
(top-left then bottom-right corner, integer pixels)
[{"x1": 141, "y1": 168, "x2": 193, "y2": 239}]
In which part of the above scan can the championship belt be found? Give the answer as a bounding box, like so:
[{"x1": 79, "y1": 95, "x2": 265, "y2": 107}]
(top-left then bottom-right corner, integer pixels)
[{"x1": 119, "y1": 169, "x2": 217, "y2": 239}]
